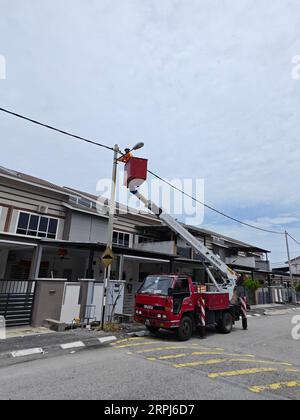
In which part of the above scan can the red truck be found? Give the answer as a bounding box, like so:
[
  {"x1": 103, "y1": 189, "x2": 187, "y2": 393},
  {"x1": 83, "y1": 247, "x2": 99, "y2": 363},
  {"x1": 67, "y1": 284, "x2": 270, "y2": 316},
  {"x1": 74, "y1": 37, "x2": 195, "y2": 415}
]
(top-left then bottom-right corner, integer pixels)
[{"x1": 135, "y1": 275, "x2": 247, "y2": 341}]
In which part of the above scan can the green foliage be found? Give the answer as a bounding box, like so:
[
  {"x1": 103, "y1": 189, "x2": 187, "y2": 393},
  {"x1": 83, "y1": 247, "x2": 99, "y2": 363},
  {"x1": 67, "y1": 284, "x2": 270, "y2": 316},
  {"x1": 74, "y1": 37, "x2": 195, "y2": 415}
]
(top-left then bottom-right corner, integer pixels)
[
  {"x1": 295, "y1": 282, "x2": 300, "y2": 293},
  {"x1": 244, "y1": 277, "x2": 261, "y2": 292}
]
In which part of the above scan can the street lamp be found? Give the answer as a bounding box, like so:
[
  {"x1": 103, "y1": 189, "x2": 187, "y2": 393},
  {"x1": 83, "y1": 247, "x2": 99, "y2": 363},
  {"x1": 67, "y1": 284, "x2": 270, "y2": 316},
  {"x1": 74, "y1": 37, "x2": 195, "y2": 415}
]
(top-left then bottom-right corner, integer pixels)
[
  {"x1": 131, "y1": 142, "x2": 145, "y2": 151},
  {"x1": 101, "y1": 142, "x2": 144, "y2": 328}
]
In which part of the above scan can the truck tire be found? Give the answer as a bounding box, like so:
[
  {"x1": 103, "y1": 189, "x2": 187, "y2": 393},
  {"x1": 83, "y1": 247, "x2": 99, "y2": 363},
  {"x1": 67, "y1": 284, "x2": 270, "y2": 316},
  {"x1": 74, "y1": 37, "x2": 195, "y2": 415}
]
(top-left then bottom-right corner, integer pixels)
[
  {"x1": 177, "y1": 316, "x2": 193, "y2": 341},
  {"x1": 218, "y1": 312, "x2": 233, "y2": 334},
  {"x1": 146, "y1": 326, "x2": 159, "y2": 334}
]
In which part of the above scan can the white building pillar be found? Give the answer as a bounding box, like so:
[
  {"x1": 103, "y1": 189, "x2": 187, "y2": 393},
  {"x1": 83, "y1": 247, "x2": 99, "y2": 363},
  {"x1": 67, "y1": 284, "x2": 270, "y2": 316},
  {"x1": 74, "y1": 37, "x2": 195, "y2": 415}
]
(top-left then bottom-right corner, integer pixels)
[{"x1": 29, "y1": 245, "x2": 43, "y2": 280}]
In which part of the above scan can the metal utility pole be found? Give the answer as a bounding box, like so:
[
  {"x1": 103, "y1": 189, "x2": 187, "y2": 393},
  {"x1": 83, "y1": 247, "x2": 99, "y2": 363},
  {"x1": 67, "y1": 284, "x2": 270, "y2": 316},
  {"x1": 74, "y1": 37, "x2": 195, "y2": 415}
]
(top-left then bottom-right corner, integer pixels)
[
  {"x1": 285, "y1": 231, "x2": 297, "y2": 305},
  {"x1": 101, "y1": 142, "x2": 144, "y2": 328},
  {"x1": 101, "y1": 144, "x2": 120, "y2": 328}
]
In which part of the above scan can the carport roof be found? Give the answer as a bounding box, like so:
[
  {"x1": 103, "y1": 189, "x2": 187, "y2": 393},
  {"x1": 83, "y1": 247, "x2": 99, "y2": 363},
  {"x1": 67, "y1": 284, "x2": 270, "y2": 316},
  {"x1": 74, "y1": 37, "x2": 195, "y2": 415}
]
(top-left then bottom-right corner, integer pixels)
[
  {"x1": 137, "y1": 224, "x2": 270, "y2": 253},
  {"x1": 0, "y1": 233, "x2": 176, "y2": 261}
]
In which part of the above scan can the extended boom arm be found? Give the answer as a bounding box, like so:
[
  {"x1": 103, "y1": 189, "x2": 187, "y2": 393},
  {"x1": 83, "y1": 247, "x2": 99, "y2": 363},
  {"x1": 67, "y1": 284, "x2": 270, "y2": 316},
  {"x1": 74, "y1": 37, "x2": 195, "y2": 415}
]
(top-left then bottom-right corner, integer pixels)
[{"x1": 131, "y1": 189, "x2": 238, "y2": 300}]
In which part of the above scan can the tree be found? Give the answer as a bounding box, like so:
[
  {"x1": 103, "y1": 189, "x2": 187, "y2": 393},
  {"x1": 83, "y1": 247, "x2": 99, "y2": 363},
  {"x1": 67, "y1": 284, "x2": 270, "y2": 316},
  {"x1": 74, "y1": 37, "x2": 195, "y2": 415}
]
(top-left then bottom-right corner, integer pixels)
[{"x1": 244, "y1": 277, "x2": 261, "y2": 305}]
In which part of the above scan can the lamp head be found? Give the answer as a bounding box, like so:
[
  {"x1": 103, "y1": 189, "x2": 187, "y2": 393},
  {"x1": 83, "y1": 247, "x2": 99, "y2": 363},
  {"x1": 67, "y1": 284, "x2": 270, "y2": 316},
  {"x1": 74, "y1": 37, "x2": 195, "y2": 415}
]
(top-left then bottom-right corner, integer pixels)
[{"x1": 132, "y1": 142, "x2": 144, "y2": 151}]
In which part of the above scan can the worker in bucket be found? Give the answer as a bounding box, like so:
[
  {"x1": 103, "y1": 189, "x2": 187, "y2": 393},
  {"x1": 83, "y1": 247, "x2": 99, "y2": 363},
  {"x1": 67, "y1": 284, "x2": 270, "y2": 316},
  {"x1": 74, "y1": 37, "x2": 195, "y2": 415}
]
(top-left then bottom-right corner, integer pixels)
[{"x1": 118, "y1": 148, "x2": 133, "y2": 164}]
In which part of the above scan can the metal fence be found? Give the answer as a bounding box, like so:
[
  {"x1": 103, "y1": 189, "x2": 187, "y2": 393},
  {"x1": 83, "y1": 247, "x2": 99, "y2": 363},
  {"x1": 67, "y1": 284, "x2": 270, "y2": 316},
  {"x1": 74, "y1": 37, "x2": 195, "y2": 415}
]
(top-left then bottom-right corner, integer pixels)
[
  {"x1": 237, "y1": 285, "x2": 298, "y2": 306},
  {"x1": 0, "y1": 280, "x2": 36, "y2": 327}
]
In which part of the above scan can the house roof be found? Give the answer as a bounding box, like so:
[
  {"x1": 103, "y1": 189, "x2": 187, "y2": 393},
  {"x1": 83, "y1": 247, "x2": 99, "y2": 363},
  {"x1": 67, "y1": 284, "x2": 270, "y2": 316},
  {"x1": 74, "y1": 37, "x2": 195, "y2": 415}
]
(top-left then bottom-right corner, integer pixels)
[
  {"x1": 0, "y1": 166, "x2": 72, "y2": 197},
  {"x1": 64, "y1": 186, "x2": 158, "y2": 221},
  {"x1": 287, "y1": 256, "x2": 300, "y2": 263}
]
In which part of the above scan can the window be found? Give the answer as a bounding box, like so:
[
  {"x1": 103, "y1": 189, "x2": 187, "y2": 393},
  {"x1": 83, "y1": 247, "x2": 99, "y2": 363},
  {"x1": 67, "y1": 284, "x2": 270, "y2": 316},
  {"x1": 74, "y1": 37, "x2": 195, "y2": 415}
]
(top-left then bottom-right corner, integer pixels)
[
  {"x1": 139, "y1": 276, "x2": 173, "y2": 296},
  {"x1": 174, "y1": 278, "x2": 190, "y2": 294},
  {"x1": 16, "y1": 212, "x2": 58, "y2": 239},
  {"x1": 113, "y1": 231, "x2": 131, "y2": 248}
]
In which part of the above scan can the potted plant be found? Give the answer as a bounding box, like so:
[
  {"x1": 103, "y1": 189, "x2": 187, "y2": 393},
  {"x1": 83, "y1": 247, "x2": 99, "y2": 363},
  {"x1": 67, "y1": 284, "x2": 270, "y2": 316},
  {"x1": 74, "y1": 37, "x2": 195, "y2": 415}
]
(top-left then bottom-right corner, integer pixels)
[
  {"x1": 295, "y1": 282, "x2": 300, "y2": 296},
  {"x1": 243, "y1": 277, "x2": 261, "y2": 305}
]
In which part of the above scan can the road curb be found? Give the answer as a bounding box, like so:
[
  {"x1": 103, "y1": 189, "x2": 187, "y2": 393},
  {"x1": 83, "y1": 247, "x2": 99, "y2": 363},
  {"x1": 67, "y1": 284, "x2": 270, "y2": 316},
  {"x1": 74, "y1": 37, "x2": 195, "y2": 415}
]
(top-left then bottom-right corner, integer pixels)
[
  {"x1": 0, "y1": 329, "x2": 148, "y2": 362},
  {"x1": 0, "y1": 335, "x2": 118, "y2": 361}
]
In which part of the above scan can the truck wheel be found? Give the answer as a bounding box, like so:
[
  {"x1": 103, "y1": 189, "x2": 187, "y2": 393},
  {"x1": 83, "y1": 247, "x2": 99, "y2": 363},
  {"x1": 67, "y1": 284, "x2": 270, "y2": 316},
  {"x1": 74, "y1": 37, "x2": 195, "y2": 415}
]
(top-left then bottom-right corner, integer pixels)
[
  {"x1": 146, "y1": 326, "x2": 159, "y2": 334},
  {"x1": 177, "y1": 316, "x2": 193, "y2": 341},
  {"x1": 218, "y1": 312, "x2": 233, "y2": 334}
]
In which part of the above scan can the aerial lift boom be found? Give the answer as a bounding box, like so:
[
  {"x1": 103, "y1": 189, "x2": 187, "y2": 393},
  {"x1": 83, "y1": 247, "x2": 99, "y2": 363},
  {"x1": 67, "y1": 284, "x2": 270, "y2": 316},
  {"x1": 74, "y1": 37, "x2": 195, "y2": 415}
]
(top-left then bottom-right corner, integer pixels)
[{"x1": 130, "y1": 188, "x2": 238, "y2": 300}]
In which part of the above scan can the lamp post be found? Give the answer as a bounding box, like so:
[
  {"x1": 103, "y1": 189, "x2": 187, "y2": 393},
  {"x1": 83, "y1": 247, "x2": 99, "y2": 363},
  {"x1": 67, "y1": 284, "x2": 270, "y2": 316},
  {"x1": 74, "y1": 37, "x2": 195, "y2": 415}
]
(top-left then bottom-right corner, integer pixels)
[
  {"x1": 285, "y1": 231, "x2": 297, "y2": 305},
  {"x1": 101, "y1": 142, "x2": 144, "y2": 328}
]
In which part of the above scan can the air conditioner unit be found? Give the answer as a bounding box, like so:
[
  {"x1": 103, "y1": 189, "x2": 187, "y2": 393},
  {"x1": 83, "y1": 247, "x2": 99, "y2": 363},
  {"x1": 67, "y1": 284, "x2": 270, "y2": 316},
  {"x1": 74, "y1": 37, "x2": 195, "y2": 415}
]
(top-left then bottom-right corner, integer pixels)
[{"x1": 37, "y1": 205, "x2": 49, "y2": 214}]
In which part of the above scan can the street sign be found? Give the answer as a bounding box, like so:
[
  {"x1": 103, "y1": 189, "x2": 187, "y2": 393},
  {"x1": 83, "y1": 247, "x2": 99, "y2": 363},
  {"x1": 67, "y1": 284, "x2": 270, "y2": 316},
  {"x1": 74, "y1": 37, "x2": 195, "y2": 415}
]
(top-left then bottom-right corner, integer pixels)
[{"x1": 102, "y1": 247, "x2": 114, "y2": 268}]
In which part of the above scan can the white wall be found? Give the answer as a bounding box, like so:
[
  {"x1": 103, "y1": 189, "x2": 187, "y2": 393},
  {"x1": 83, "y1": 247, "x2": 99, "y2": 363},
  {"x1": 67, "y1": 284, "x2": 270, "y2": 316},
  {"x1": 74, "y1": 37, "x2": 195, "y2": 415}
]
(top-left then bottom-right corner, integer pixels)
[{"x1": 291, "y1": 258, "x2": 300, "y2": 274}]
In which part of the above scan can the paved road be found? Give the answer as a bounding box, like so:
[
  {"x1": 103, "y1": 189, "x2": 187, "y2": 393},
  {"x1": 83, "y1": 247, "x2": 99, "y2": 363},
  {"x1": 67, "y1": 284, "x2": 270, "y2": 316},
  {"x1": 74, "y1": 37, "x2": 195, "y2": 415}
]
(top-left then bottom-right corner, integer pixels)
[{"x1": 0, "y1": 314, "x2": 299, "y2": 400}]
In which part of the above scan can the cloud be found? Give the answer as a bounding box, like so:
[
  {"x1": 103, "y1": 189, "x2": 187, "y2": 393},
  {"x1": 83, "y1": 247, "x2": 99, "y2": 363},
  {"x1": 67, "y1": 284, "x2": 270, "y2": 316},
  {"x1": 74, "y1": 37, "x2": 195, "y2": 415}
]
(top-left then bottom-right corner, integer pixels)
[
  {"x1": 243, "y1": 216, "x2": 300, "y2": 229},
  {"x1": 1, "y1": 0, "x2": 300, "y2": 261}
]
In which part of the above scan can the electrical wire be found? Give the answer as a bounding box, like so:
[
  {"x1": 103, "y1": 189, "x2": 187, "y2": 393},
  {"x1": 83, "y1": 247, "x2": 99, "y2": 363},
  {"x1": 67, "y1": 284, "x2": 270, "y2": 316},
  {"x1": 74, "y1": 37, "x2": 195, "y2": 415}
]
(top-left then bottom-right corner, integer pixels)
[
  {"x1": 288, "y1": 233, "x2": 300, "y2": 247},
  {"x1": 147, "y1": 169, "x2": 285, "y2": 235},
  {"x1": 0, "y1": 107, "x2": 114, "y2": 152},
  {"x1": 0, "y1": 106, "x2": 297, "y2": 238}
]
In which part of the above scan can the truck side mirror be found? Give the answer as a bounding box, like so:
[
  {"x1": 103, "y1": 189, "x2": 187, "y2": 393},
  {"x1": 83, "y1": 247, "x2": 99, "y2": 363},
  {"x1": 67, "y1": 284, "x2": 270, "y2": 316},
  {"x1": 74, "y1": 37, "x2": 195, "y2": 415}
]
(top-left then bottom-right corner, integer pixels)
[{"x1": 168, "y1": 288, "x2": 174, "y2": 297}]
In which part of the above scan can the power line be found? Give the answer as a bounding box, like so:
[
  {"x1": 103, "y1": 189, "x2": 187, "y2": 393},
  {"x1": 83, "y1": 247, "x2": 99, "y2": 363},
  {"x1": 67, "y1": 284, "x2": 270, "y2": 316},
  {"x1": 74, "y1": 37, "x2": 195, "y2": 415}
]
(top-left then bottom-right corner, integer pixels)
[
  {"x1": 0, "y1": 106, "x2": 296, "y2": 238},
  {"x1": 288, "y1": 233, "x2": 300, "y2": 247},
  {"x1": 0, "y1": 107, "x2": 114, "y2": 152},
  {"x1": 147, "y1": 170, "x2": 285, "y2": 235}
]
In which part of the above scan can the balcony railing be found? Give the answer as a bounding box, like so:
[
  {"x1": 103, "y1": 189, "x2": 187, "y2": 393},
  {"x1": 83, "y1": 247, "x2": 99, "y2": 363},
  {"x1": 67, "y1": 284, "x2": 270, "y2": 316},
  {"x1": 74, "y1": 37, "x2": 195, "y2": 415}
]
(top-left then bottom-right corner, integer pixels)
[
  {"x1": 226, "y1": 256, "x2": 256, "y2": 268},
  {"x1": 134, "y1": 241, "x2": 176, "y2": 255}
]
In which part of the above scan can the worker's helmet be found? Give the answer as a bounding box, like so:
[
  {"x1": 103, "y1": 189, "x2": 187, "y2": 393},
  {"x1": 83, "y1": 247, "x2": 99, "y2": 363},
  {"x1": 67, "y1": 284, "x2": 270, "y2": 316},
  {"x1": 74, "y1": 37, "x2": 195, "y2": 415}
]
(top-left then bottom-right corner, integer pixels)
[{"x1": 124, "y1": 148, "x2": 131, "y2": 154}]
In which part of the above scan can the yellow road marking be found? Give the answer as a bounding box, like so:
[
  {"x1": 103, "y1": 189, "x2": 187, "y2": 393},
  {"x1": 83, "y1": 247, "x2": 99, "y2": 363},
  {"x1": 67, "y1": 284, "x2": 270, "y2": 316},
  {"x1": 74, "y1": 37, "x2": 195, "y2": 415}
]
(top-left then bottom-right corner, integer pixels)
[
  {"x1": 249, "y1": 381, "x2": 300, "y2": 394},
  {"x1": 208, "y1": 368, "x2": 277, "y2": 378},
  {"x1": 114, "y1": 341, "x2": 158, "y2": 349},
  {"x1": 175, "y1": 359, "x2": 230, "y2": 368},
  {"x1": 158, "y1": 353, "x2": 187, "y2": 360},
  {"x1": 112, "y1": 337, "x2": 144, "y2": 345},
  {"x1": 232, "y1": 359, "x2": 291, "y2": 367},
  {"x1": 135, "y1": 345, "x2": 226, "y2": 354},
  {"x1": 174, "y1": 358, "x2": 290, "y2": 369},
  {"x1": 160, "y1": 352, "x2": 227, "y2": 361},
  {"x1": 151, "y1": 352, "x2": 255, "y2": 361},
  {"x1": 174, "y1": 358, "x2": 255, "y2": 368},
  {"x1": 136, "y1": 346, "x2": 201, "y2": 354},
  {"x1": 192, "y1": 352, "x2": 255, "y2": 358}
]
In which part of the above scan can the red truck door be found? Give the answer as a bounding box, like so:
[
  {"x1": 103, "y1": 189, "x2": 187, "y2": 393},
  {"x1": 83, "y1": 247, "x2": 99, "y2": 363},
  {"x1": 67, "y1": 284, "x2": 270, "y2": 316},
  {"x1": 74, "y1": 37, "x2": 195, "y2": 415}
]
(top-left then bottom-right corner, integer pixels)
[{"x1": 172, "y1": 277, "x2": 194, "y2": 316}]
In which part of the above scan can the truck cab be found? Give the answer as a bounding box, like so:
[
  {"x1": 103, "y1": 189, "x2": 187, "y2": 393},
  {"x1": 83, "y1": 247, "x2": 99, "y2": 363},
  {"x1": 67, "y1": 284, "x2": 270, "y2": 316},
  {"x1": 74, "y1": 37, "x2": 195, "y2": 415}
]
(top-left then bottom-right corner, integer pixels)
[{"x1": 135, "y1": 275, "x2": 199, "y2": 341}]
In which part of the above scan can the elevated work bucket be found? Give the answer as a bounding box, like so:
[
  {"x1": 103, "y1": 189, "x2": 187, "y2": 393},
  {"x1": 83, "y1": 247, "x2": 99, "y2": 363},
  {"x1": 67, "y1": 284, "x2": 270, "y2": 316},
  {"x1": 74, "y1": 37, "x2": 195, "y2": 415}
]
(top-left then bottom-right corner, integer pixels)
[{"x1": 124, "y1": 157, "x2": 148, "y2": 191}]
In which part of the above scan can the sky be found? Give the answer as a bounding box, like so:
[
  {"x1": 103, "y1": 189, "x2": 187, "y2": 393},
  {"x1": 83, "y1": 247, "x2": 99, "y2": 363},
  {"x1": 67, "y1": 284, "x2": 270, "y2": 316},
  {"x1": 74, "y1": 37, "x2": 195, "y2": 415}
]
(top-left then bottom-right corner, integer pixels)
[{"x1": 0, "y1": 0, "x2": 300, "y2": 263}]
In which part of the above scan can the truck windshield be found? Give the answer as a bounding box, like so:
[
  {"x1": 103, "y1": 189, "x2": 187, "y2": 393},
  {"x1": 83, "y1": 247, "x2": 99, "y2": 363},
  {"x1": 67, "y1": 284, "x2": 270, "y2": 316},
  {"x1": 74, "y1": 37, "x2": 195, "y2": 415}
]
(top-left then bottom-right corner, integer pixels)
[{"x1": 139, "y1": 276, "x2": 173, "y2": 296}]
